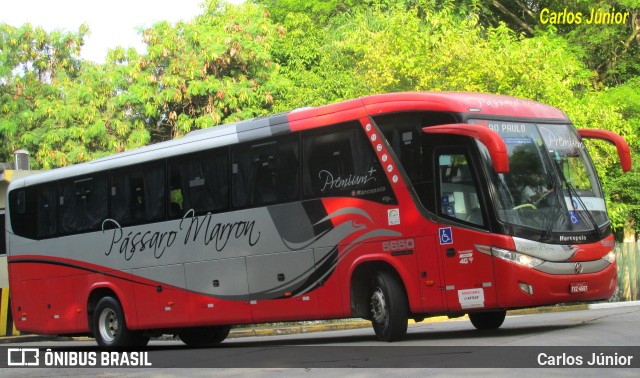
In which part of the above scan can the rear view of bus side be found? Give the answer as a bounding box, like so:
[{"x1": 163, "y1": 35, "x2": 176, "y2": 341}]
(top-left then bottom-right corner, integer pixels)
[{"x1": 6, "y1": 92, "x2": 631, "y2": 347}]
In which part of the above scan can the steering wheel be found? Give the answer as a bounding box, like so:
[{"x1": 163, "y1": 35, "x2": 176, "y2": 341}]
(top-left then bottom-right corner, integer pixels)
[
  {"x1": 513, "y1": 203, "x2": 536, "y2": 210},
  {"x1": 533, "y1": 190, "x2": 554, "y2": 207}
]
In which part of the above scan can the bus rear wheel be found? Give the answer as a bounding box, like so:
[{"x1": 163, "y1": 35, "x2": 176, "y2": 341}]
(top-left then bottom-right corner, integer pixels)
[
  {"x1": 369, "y1": 271, "x2": 408, "y2": 342},
  {"x1": 178, "y1": 325, "x2": 232, "y2": 346},
  {"x1": 469, "y1": 310, "x2": 506, "y2": 330},
  {"x1": 93, "y1": 296, "x2": 149, "y2": 348}
]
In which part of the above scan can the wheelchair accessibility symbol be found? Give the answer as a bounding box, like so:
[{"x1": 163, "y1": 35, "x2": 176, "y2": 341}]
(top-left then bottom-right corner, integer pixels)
[
  {"x1": 439, "y1": 227, "x2": 453, "y2": 245},
  {"x1": 569, "y1": 210, "x2": 580, "y2": 225}
]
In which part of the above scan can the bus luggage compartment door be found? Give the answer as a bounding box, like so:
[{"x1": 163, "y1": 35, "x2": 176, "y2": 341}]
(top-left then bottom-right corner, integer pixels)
[
  {"x1": 132, "y1": 264, "x2": 189, "y2": 328},
  {"x1": 185, "y1": 256, "x2": 252, "y2": 324},
  {"x1": 246, "y1": 249, "x2": 319, "y2": 323}
]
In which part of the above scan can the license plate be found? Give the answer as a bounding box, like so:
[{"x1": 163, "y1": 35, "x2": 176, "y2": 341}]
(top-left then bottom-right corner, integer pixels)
[{"x1": 570, "y1": 282, "x2": 588, "y2": 294}]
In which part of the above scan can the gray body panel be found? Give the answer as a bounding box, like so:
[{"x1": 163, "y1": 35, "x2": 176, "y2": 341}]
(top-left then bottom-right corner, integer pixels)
[{"x1": 8, "y1": 201, "x2": 400, "y2": 301}]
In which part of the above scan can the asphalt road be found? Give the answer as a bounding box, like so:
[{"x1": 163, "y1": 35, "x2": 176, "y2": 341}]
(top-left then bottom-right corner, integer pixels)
[{"x1": 2, "y1": 304, "x2": 639, "y2": 376}]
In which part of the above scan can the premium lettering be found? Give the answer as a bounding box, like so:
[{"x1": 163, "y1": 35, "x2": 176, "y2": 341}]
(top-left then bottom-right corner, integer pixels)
[{"x1": 319, "y1": 169, "x2": 377, "y2": 192}]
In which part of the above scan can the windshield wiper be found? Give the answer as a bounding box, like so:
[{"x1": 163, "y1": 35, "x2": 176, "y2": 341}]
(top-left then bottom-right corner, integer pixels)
[
  {"x1": 544, "y1": 174, "x2": 561, "y2": 241},
  {"x1": 539, "y1": 146, "x2": 562, "y2": 241},
  {"x1": 552, "y1": 152, "x2": 602, "y2": 240},
  {"x1": 565, "y1": 178, "x2": 602, "y2": 240}
]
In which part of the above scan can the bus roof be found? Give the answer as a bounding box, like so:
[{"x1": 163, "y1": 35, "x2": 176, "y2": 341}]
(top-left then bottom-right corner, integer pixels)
[
  {"x1": 11, "y1": 92, "x2": 569, "y2": 188},
  {"x1": 363, "y1": 92, "x2": 568, "y2": 119}
]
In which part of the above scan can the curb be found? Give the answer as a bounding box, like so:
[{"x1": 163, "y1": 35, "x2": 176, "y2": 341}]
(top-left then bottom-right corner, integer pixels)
[
  {"x1": 589, "y1": 300, "x2": 640, "y2": 309},
  {"x1": 227, "y1": 315, "x2": 460, "y2": 339},
  {"x1": 227, "y1": 302, "x2": 595, "y2": 338},
  {"x1": 0, "y1": 335, "x2": 72, "y2": 345},
  {"x1": 1, "y1": 301, "x2": 636, "y2": 344},
  {"x1": 506, "y1": 303, "x2": 589, "y2": 316},
  {"x1": 228, "y1": 320, "x2": 373, "y2": 338}
]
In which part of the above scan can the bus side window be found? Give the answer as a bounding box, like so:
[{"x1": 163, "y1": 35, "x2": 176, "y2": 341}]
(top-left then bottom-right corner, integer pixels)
[
  {"x1": 437, "y1": 153, "x2": 485, "y2": 227},
  {"x1": 302, "y1": 122, "x2": 392, "y2": 203},
  {"x1": 167, "y1": 148, "x2": 229, "y2": 218},
  {"x1": 303, "y1": 127, "x2": 355, "y2": 196},
  {"x1": 36, "y1": 186, "x2": 57, "y2": 238},
  {"x1": 59, "y1": 173, "x2": 109, "y2": 235},
  {"x1": 111, "y1": 161, "x2": 165, "y2": 227},
  {"x1": 374, "y1": 112, "x2": 457, "y2": 210},
  {"x1": 8, "y1": 186, "x2": 56, "y2": 239},
  {"x1": 9, "y1": 189, "x2": 33, "y2": 239},
  {"x1": 231, "y1": 134, "x2": 300, "y2": 209}
]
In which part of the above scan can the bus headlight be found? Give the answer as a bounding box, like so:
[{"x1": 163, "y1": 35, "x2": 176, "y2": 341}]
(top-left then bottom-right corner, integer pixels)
[
  {"x1": 492, "y1": 247, "x2": 544, "y2": 268},
  {"x1": 602, "y1": 250, "x2": 616, "y2": 264}
]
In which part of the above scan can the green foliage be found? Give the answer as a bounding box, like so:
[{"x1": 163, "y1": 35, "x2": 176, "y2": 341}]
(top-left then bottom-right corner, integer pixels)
[
  {"x1": 277, "y1": 4, "x2": 594, "y2": 104},
  {"x1": 254, "y1": 0, "x2": 410, "y2": 24},
  {"x1": 118, "y1": 0, "x2": 288, "y2": 141},
  {"x1": 605, "y1": 170, "x2": 640, "y2": 232},
  {"x1": 589, "y1": 77, "x2": 640, "y2": 231},
  {"x1": 1, "y1": 0, "x2": 287, "y2": 168},
  {"x1": 0, "y1": 22, "x2": 97, "y2": 168},
  {"x1": 447, "y1": 0, "x2": 640, "y2": 87}
]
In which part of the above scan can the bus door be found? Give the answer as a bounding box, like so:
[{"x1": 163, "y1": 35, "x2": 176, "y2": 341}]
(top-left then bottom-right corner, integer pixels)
[{"x1": 430, "y1": 142, "x2": 498, "y2": 313}]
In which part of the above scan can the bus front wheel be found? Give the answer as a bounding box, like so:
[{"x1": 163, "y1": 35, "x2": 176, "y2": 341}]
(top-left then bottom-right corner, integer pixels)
[
  {"x1": 178, "y1": 325, "x2": 231, "y2": 346},
  {"x1": 469, "y1": 310, "x2": 506, "y2": 330},
  {"x1": 93, "y1": 296, "x2": 149, "y2": 348},
  {"x1": 369, "y1": 271, "x2": 408, "y2": 342}
]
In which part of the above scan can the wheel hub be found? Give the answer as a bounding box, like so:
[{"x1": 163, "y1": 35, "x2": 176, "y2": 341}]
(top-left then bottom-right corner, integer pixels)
[
  {"x1": 370, "y1": 288, "x2": 387, "y2": 323},
  {"x1": 98, "y1": 308, "x2": 119, "y2": 342}
]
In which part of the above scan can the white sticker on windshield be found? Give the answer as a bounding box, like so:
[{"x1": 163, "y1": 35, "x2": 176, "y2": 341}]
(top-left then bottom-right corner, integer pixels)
[{"x1": 565, "y1": 197, "x2": 606, "y2": 212}]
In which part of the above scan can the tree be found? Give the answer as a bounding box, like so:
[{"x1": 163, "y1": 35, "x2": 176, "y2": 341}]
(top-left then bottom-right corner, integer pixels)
[
  {"x1": 116, "y1": 0, "x2": 289, "y2": 142},
  {"x1": 428, "y1": 0, "x2": 640, "y2": 86},
  {"x1": 1, "y1": 0, "x2": 289, "y2": 168},
  {"x1": 0, "y1": 22, "x2": 103, "y2": 168},
  {"x1": 592, "y1": 77, "x2": 640, "y2": 240},
  {"x1": 0, "y1": 23, "x2": 155, "y2": 169}
]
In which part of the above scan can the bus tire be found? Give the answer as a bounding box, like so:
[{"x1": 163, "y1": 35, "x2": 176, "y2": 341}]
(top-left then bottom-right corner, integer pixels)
[
  {"x1": 469, "y1": 310, "x2": 506, "y2": 330},
  {"x1": 93, "y1": 296, "x2": 149, "y2": 348},
  {"x1": 178, "y1": 325, "x2": 232, "y2": 346},
  {"x1": 369, "y1": 271, "x2": 408, "y2": 342}
]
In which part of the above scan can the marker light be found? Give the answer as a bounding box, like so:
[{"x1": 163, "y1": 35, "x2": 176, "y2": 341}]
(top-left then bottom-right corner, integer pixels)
[
  {"x1": 602, "y1": 250, "x2": 616, "y2": 264},
  {"x1": 492, "y1": 247, "x2": 544, "y2": 268},
  {"x1": 518, "y1": 282, "x2": 534, "y2": 295}
]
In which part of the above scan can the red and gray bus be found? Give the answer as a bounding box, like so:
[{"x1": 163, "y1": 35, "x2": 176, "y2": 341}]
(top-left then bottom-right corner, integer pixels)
[{"x1": 6, "y1": 92, "x2": 631, "y2": 347}]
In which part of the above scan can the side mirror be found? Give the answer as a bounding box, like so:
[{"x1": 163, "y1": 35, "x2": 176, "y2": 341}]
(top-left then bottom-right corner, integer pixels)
[{"x1": 578, "y1": 129, "x2": 632, "y2": 172}]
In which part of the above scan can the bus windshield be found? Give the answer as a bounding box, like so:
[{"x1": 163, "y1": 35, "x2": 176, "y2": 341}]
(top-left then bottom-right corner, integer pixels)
[{"x1": 473, "y1": 120, "x2": 608, "y2": 233}]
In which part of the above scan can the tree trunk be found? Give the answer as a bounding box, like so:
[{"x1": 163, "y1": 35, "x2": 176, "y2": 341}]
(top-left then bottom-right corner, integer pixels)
[{"x1": 624, "y1": 216, "x2": 636, "y2": 242}]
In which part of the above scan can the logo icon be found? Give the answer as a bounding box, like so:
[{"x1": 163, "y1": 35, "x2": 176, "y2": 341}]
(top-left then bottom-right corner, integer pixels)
[
  {"x1": 8, "y1": 348, "x2": 40, "y2": 366},
  {"x1": 439, "y1": 227, "x2": 453, "y2": 245},
  {"x1": 387, "y1": 208, "x2": 400, "y2": 226},
  {"x1": 574, "y1": 262, "x2": 583, "y2": 274}
]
